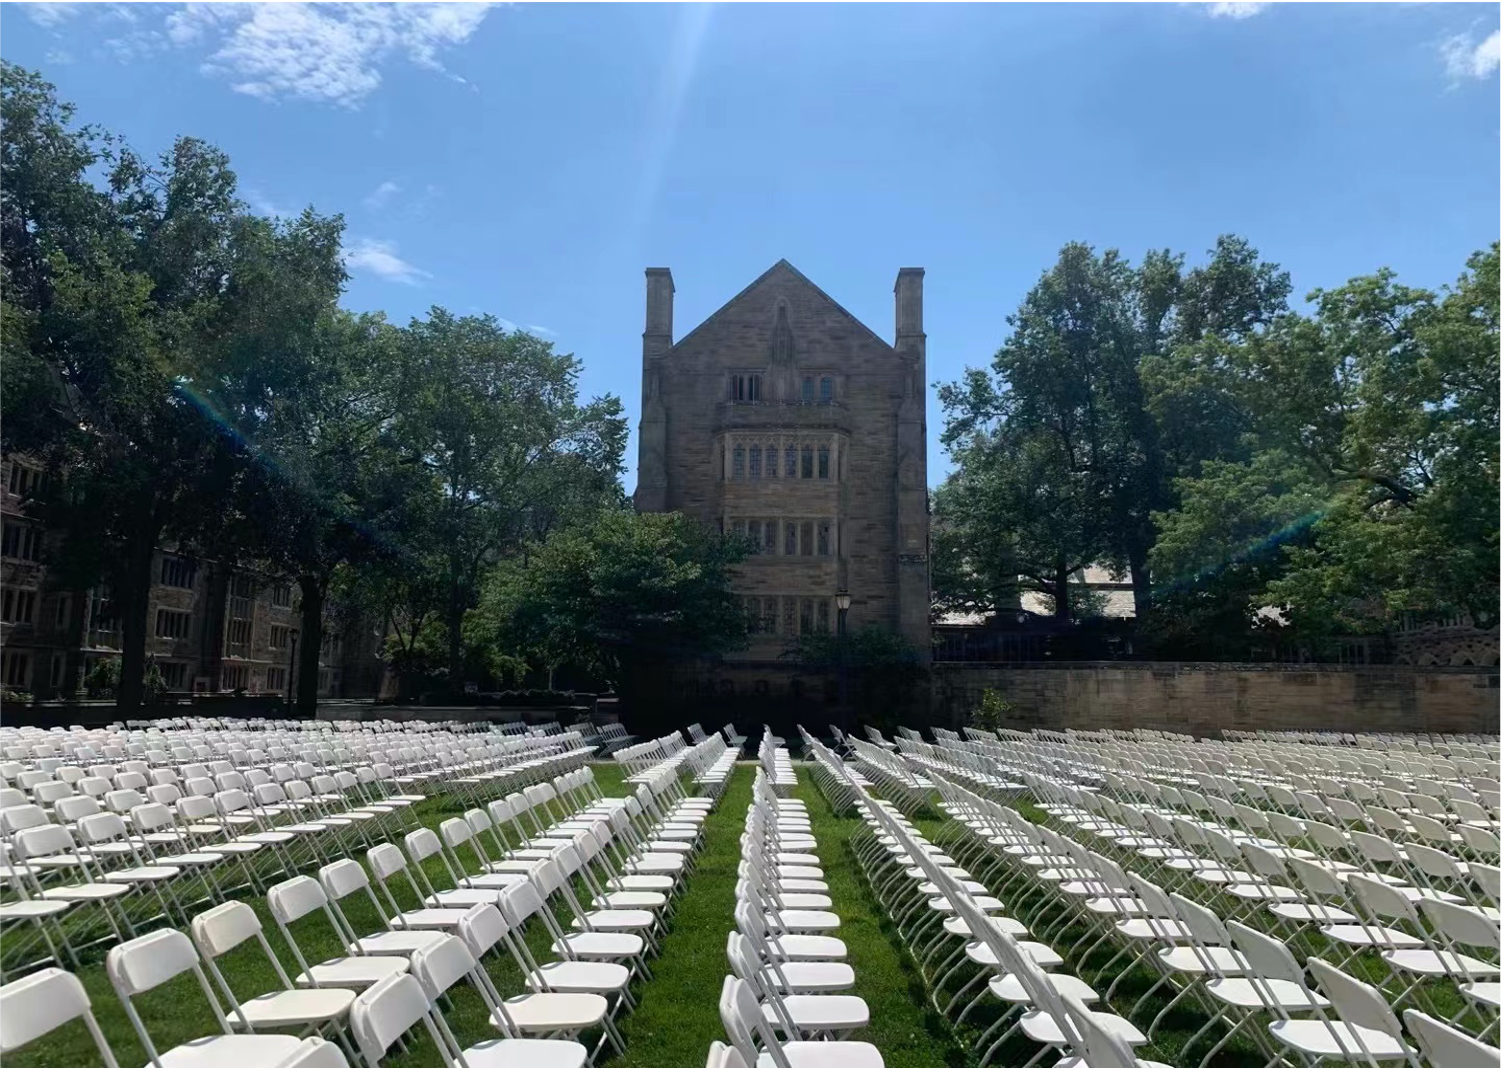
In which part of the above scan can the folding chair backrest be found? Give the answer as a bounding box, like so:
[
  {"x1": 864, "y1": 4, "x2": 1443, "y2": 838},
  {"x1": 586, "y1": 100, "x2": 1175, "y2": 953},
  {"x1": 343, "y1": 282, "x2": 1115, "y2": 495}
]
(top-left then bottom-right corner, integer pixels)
[
  {"x1": 408, "y1": 933, "x2": 477, "y2": 1001},
  {"x1": 1418, "y1": 897, "x2": 1499, "y2": 952},
  {"x1": 191, "y1": 900, "x2": 263, "y2": 958},
  {"x1": 1306, "y1": 958, "x2": 1406, "y2": 1044},
  {"x1": 1402, "y1": 1008, "x2": 1497, "y2": 1068},
  {"x1": 269, "y1": 875, "x2": 329, "y2": 923},
  {"x1": 349, "y1": 974, "x2": 447, "y2": 1067},
  {"x1": 1226, "y1": 921, "x2": 1310, "y2": 985},
  {"x1": 454, "y1": 903, "x2": 507, "y2": 960},
  {"x1": 276, "y1": 1038, "x2": 351, "y2": 1068},
  {"x1": 0, "y1": 967, "x2": 121, "y2": 1067}
]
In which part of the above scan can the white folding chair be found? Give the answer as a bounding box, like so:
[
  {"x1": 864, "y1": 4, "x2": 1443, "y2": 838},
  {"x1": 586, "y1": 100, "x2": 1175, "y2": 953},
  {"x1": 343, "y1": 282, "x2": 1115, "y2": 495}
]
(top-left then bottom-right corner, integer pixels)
[{"x1": 0, "y1": 966, "x2": 120, "y2": 1067}]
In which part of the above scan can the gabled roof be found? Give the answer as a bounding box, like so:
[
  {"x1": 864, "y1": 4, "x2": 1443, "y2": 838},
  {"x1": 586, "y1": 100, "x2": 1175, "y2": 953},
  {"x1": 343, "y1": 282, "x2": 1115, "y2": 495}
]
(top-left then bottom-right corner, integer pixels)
[{"x1": 671, "y1": 259, "x2": 895, "y2": 354}]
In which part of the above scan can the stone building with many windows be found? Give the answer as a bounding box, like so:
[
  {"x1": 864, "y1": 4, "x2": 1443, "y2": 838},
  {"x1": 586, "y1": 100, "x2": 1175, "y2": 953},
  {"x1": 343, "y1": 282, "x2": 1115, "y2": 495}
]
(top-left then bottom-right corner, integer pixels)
[
  {"x1": 0, "y1": 453, "x2": 383, "y2": 701},
  {"x1": 634, "y1": 260, "x2": 930, "y2": 660}
]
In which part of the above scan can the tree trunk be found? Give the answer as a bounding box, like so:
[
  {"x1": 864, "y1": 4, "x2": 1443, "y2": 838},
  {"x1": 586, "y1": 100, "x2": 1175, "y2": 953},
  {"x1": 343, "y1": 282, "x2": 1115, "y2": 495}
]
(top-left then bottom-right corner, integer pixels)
[
  {"x1": 296, "y1": 575, "x2": 325, "y2": 717},
  {"x1": 114, "y1": 529, "x2": 158, "y2": 715},
  {"x1": 446, "y1": 573, "x2": 465, "y2": 699},
  {"x1": 1052, "y1": 558, "x2": 1072, "y2": 624},
  {"x1": 1129, "y1": 550, "x2": 1152, "y2": 620}
]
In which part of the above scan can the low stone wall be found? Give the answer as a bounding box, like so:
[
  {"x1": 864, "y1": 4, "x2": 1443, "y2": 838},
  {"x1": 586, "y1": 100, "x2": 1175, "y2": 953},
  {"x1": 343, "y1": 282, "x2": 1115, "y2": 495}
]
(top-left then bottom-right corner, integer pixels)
[{"x1": 932, "y1": 662, "x2": 1499, "y2": 737}]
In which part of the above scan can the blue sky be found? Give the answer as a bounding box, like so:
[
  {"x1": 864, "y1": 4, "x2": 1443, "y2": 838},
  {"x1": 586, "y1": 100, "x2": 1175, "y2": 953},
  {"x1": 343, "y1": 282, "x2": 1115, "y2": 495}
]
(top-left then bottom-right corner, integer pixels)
[{"x1": 6, "y1": 2, "x2": 1498, "y2": 491}]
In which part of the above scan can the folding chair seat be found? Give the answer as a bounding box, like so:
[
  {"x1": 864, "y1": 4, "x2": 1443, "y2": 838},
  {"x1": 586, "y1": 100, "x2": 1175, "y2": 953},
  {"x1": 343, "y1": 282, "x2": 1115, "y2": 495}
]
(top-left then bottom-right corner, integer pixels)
[
  {"x1": 267, "y1": 876, "x2": 409, "y2": 989},
  {"x1": 1267, "y1": 958, "x2": 1418, "y2": 1065},
  {"x1": 1414, "y1": 896, "x2": 1502, "y2": 1013},
  {"x1": 316, "y1": 859, "x2": 447, "y2": 958},
  {"x1": 107, "y1": 928, "x2": 307, "y2": 1068},
  {"x1": 727, "y1": 930, "x2": 869, "y2": 1039},
  {"x1": 495, "y1": 883, "x2": 636, "y2": 1000},
  {"x1": 736, "y1": 902, "x2": 846, "y2": 962},
  {"x1": 718, "y1": 976, "x2": 884, "y2": 1068}
]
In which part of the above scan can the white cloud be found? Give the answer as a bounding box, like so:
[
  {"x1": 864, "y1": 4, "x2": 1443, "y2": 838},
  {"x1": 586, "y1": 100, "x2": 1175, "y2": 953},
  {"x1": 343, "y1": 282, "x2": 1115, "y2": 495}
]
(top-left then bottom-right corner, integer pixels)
[
  {"x1": 45, "y1": 49, "x2": 74, "y2": 64},
  {"x1": 344, "y1": 238, "x2": 430, "y2": 285},
  {"x1": 247, "y1": 188, "x2": 299, "y2": 219},
  {"x1": 1441, "y1": 29, "x2": 1501, "y2": 80},
  {"x1": 526, "y1": 324, "x2": 556, "y2": 337},
  {"x1": 1203, "y1": 2, "x2": 1268, "y2": 19},
  {"x1": 26, "y1": 2, "x2": 79, "y2": 28},
  {"x1": 362, "y1": 180, "x2": 402, "y2": 210},
  {"x1": 165, "y1": 2, "x2": 494, "y2": 106}
]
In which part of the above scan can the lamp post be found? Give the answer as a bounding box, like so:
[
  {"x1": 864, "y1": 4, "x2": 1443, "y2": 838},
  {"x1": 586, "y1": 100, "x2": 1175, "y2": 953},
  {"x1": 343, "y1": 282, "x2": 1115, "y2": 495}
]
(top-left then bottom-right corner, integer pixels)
[{"x1": 835, "y1": 588, "x2": 851, "y2": 711}]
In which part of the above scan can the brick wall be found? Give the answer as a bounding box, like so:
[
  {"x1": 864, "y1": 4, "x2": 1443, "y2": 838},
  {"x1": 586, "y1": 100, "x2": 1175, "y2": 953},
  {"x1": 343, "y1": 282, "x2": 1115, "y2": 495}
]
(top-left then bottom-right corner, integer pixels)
[{"x1": 933, "y1": 662, "x2": 1500, "y2": 736}]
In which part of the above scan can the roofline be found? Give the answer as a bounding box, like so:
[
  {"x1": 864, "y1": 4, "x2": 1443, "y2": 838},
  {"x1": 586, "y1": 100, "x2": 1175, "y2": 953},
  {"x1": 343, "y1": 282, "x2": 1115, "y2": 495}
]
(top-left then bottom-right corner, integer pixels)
[{"x1": 669, "y1": 259, "x2": 897, "y2": 354}]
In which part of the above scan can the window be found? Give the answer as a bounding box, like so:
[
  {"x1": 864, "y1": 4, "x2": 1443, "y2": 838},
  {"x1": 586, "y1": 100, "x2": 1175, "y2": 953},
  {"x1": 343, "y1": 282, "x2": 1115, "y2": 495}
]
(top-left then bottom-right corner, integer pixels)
[
  {"x1": 817, "y1": 445, "x2": 830, "y2": 479},
  {"x1": 800, "y1": 521, "x2": 814, "y2": 557},
  {"x1": 817, "y1": 599, "x2": 830, "y2": 632},
  {"x1": 3, "y1": 650, "x2": 31, "y2": 688},
  {"x1": 54, "y1": 594, "x2": 71, "y2": 631},
  {"x1": 732, "y1": 446, "x2": 744, "y2": 480},
  {"x1": 817, "y1": 521, "x2": 831, "y2": 557},
  {"x1": 271, "y1": 584, "x2": 292, "y2": 608},
  {"x1": 731, "y1": 373, "x2": 761, "y2": 401},
  {"x1": 745, "y1": 520, "x2": 761, "y2": 551},
  {"x1": 801, "y1": 376, "x2": 815, "y2": 403},
  {"x1": 321, "y1": 632, "x2": 342, "y2": 657},
  {"x1": 266, "y1": 666, "x2": 287, "y2": 692},
  {"x1": 762, "y1": 597, "x2": 778, "y2": 634},
  {"x1": 800, "y1": 446, "x2": 814, "y2": 479},
  {"x1": 229, "y1": 574, "x2": 254, "y2": 599},
  {"x1": 160, "y1": 556, "x2": 196, "y2": 589},
  {"x1": 155, "y1": 609, "x2": 191, "y2": 640},
  {"x1": 762, "y1": 520, "x2": 777, "y2": 554},
  {"x1": 2, "y1": 588, "x2": 36, "y2": 624},
  {"x1": 781, "y1": 597, "x2": 796, "y2": 634},
  {"x1": 50, "y1": 653, "x2": 65, "y2": 688},
  {"x1": 749, "y1": 446, "x2": 762, "y2": 479},
  {"x1": 227, "y1": 619, "x2": 252, "y2": 647},
  {"x1": 744, "y1": 597, "x2": 764, "y2": 634},
  {"x1": 765, "y1": 445, "x2": 777, "y2": 478},
  {"x1": 7, "y1": 463, "x2": 41, "y2": 496},
  {"x1": 819, "y1": 376, "x2": 834, "y2": 403},
  {"x1": 90, "y1": 591, "x2": 119, "y2": 639},
  {"x1": 784, "y1": 521, "x2": 797, "y2": 556},
  {"x1": 784, "y1": 445, "x2": 796, "y2": 479},
  {"x1": 269, "y1": 625, "x2": 290, "y2": 650},
  {"x1": 318, "y1": 668, "x2": 332, "y2": 693},
  {"x1": 799, "y1": 598, "x2": 814, "y2": 634},
  {"x1": 1, "y1": 521, "x2": 41, "y2": 561},
  {"x1": 159, "y1": 661, "x2": 187, "y2": 689},
  {"x1": 222, "y1": 664, "x2": 248, "y2": 690}
]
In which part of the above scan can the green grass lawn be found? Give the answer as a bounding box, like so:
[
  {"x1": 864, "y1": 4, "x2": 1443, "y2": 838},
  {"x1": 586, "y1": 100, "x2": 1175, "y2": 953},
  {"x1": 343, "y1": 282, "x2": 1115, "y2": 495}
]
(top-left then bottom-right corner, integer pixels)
[{"x1": 4, "y1": 758, "x2": 1475, "y2": 1068}]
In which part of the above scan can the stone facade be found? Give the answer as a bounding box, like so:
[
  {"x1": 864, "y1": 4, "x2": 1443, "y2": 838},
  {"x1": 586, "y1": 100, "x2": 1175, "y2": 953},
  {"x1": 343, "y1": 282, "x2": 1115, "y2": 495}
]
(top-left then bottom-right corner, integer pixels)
[
  {"x1": 932, "y1": 662, "x2": 1499, "y2": 737},
  {"x1": 0, "y1": 453, "x2": 382, "y2": 700},
  {"x1": 633, "y1": 261, "x2": 930, "y2": 659}
]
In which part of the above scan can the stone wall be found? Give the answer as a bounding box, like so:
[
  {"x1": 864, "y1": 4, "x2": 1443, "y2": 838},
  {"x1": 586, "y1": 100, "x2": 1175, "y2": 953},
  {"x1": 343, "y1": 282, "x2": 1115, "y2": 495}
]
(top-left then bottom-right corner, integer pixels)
[{"x1": 932, "y1": 662, "x2": 1499, "y2": 737}]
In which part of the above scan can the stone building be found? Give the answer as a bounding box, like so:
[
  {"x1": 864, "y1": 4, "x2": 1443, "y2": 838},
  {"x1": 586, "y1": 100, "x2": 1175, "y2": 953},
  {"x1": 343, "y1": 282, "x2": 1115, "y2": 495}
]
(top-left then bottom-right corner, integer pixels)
[
  {"x1": 633, "y1": 260, "x2": 930, "y2": 660},
  {"x1": 0, "y1": 452, "x2": 382, "y2": 701}
]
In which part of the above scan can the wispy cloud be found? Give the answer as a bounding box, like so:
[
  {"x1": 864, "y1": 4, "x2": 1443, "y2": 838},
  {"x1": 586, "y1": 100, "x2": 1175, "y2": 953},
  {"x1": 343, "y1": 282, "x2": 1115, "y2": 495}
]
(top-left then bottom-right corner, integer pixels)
[
  {"x1": 247, "y1": 188, "x2": 300, "y2": 219},
  {"x1": 1201, "y1": 2, "x2": 1268, "y2": 19},
  {"x1": 36, "y1": 3, "x2": 493, "y2": 107},
  {"x1": 165, "y1": 2, "x2": 494, "y2": 107},
  {"x1": 26, "y1": 2, "x2": 80, "y2": 28},
  {"x1": 362, "y1": 180, "x2": 402, "y2": 210},
  {"x1": 1441, "y1": 29, "x2": 1501, "y2": 81},
  {"x1": 526, "y1": 324, "x2": 556, "y2": 337},
  {"x1": 344, "y1": 238, "x2": 430, "y2": 285},
  {"x1": 45, "y1": 49, "x2": 74, "y2": 65}
]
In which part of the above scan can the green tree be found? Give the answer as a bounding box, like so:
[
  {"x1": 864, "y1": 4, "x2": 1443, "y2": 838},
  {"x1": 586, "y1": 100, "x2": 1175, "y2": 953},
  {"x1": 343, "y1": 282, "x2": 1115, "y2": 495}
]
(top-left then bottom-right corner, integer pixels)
[
  {"x1": 393, "y1": 311, "x2": 626, "y2": 697},
  {"x1": 1153, "y1": 245, "x2": 1500, "y2": 638},
  {"x1": 472, "y1": 510, "x2": 749, "y2": 696},
  {"x1": 940, "y1": 236, "x2": 1289, "y2": 622}
]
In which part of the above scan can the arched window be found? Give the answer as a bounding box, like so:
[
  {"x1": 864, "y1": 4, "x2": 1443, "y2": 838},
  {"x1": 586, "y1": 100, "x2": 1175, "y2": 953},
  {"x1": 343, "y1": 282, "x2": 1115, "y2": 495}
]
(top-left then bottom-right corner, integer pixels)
[
  {"x1": 801, "y1": 376, "x2": 815, "y2": 402},
  {"x1": 816, "y1": 521, "x2": 831, "y2": 556},
  {"x1": 800, "y1": 445, "x2": 814, "y2": 478},
  {"x1": 817, "y1": 445, "x2": 830, "y2": 479},
  {"x1": 785, "y1": 445, "x2": 797, "y2": 478},
  {"x1": 732, "y1": 445, "x2": 744, "y2": 480},
  {"x1": 765, "y1": 444, "x2": 778, "y2": 478},
  {"x1": 819, "y1": 376, "x2": 833, "y2": 403},
  {"x1": 817, "y1": 600, "x2": 830, "y2": 632},
  {"x1": 749, "y1": 446, "x2": 762, "y2": 479},
  {"x1": 762, "y1": 520, "x2": 777, "y2": 553},
  {"x1": 800, "y1": 521, "x2": 814, "y2": 556},
  {"x1": 784, "y1": 521, "x2": 797, "y2": 556},
  {"x1": 799, "y1": 598, "x2": 814, "y2": 633}
]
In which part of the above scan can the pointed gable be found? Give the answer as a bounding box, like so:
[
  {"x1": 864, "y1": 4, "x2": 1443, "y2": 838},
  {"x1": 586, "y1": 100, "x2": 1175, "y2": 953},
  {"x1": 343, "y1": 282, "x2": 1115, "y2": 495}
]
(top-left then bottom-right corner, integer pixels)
[{"x1": 669, "y1": 260, "x2": 895, "y2": 358}]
